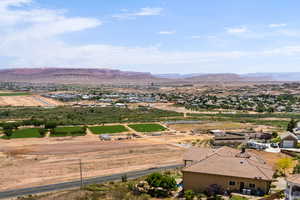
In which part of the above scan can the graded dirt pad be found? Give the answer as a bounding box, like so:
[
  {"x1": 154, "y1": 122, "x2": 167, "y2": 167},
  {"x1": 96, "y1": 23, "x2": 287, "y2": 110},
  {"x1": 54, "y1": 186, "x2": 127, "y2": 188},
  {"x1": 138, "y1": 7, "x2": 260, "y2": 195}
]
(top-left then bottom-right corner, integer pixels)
[
  {"x1": 0, "y1": 95, "x2": 63, "y2": 107},
  {"x1": 249, "y1": 150, "x2": 296, "y2": 170},
  {"x1": 168, "y1": 122, "x2": 251, "y2": 132},
  {"x1": 0, "y1": 137, "x2": 184, "y2": 191}
]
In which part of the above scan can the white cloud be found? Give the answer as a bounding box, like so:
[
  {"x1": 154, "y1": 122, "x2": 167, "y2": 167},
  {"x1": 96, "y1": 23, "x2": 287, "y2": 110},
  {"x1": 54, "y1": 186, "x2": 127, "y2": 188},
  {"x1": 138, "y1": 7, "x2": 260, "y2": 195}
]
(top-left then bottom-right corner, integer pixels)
[
  {"x1": 113, "y1": 7, "x2": 163, "y2": 19},
  {"x1": 191, "y1": 35, "x2": 202, "y2": 39},
  {"x1": 158, "y1": 30, "x2": 176, "y2": 35},
  {"x1": 269, "y1": 23, "x2": 286, "y2": 28},
  {"x1": 226, "y1": 26, "x2": 248, "y2": 34},
  {"x1": 2, "y1": 1, "x2": 300, "y2": 73}
]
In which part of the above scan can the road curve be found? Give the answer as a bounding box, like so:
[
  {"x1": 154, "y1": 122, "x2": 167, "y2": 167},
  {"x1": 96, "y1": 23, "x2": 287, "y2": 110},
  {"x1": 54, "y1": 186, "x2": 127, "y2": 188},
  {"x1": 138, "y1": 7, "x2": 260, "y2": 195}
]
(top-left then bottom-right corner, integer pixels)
[{"x1": 0, "y1": 164, "x2": 183, "y2": 199}]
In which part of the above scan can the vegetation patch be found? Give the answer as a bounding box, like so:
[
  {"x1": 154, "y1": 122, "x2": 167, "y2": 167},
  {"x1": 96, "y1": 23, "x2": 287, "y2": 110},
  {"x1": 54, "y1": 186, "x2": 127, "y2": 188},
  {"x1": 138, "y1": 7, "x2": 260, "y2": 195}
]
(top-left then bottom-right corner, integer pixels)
[
  {"x1": 1, "y1": 128, "x2": 42, "y2": 139},
  {"x1": 50, "y1": 126, "x2": 86, "y2": 137},
  {"x1": 0, "y1": 107, "x2": 182, "y2": 125},
  {"x1": 0, "y1": 92, "x2": 31, "y2": 96},
  {"x1": 89, "y1": 125, "x2": 128, "y2": 134},
  {"x1": 128, "y1": 123, "x2": 166, "y2": 132}
]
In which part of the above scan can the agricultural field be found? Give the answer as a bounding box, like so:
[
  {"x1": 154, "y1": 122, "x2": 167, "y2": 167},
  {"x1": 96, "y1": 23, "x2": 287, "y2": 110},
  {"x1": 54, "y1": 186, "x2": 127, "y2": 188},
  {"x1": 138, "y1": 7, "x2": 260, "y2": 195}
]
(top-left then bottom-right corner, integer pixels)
[
  {"x1": 0, "y1": 92, "x2": 31, "y2": 96},
  {"x1": 50, "y1": 126, "x2": 86, "y2": 137},
  {"x1": 1, "y1": 128, "x2": 42, "y2": 139},
  {"x1": 89, "y1": 125, "x2": 128, "y2": 134},
  {"x1": 128, "y1": 123, "x2": 167, "y2": 132},
  {"x1": 0, "y1": 107, "x2": 182, "y2": 125}
]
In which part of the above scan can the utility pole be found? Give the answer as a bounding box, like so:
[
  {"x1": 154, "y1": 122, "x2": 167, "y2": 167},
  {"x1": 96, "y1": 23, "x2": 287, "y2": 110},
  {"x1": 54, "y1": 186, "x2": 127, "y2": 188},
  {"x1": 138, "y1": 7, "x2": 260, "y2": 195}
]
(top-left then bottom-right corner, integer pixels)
[{"x1": 79, "y1": 159, "x2": 83, "y2": 189}]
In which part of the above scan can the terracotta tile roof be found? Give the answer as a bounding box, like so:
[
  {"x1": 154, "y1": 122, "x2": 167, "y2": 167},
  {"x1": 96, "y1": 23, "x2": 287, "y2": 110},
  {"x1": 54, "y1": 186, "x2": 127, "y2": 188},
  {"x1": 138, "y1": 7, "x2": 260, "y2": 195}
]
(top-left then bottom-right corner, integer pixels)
[
  {"x1": 183, "y1": 147, "x2": 214, "y2": 161},
  {"x1": 287, "y1": 174, "x2": 300, "y2": 184},
  {"x1": 182, "y1": 146, "x2": 274, "y2": 181}
]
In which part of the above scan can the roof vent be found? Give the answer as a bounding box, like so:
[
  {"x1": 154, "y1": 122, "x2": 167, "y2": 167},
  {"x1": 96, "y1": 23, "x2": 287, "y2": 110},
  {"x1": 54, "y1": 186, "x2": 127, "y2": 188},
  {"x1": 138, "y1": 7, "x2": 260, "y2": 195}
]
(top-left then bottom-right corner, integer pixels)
[{"x1": 235, "y1": 148, "x2": 251, "y2": 159}]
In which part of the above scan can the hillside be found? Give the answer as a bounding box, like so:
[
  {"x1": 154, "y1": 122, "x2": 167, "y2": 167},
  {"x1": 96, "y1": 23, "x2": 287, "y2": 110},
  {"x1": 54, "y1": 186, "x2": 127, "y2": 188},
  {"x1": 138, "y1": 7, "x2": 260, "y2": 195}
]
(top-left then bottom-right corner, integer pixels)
[
  {"x1": 0, "y1": 68, "x2": 159, "y2": 85},
  {"x1": 0, "y1": 68, "x2": 293, "y2": 85}
]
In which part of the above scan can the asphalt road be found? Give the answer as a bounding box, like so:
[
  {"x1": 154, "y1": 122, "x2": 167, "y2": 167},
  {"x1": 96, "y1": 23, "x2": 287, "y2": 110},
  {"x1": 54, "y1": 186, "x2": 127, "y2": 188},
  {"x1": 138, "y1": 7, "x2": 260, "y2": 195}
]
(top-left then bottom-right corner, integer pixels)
[{"x1": 0, "y1": 164, "x2": 183, "y2": 199}]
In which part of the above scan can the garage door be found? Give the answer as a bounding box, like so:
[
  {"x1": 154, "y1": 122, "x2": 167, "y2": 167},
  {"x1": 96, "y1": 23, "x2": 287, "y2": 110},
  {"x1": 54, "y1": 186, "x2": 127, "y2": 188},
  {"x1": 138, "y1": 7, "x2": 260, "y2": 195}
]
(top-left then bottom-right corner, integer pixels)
[{"x1": 283, "y1": 140, "x2": 294, "y2": 148}]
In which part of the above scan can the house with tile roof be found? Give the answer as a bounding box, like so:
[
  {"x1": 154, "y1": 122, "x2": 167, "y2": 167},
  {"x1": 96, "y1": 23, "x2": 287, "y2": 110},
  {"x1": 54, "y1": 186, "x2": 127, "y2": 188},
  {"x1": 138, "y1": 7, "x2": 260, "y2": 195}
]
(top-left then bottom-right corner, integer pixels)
[{"x1": 182, "y1": 146, "x2": 274, "y2": 196}]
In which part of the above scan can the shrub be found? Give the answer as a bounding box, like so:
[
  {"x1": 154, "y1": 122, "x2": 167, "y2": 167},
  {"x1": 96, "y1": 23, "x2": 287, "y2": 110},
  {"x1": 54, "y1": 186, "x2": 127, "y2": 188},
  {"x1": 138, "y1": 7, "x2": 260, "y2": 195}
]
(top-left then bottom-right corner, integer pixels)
[
  {"x1": 184, "y1": 190, "x2": 196, "y2": 200},
  {"x1": 38, "y1": 128, "x2": 47, "y2": 137},
  {"x1": 145, "y1": 172, "x2": 177, "y2": 197},
  {"x1": 230, "y1": 195, "x2": 249, "y2": 200},
  {"x1": 145, "y1": 172, "x2": 177, "y2": 191},
  {"x1": 293, "y1": 162, "x2": 300, "y2": 174}
]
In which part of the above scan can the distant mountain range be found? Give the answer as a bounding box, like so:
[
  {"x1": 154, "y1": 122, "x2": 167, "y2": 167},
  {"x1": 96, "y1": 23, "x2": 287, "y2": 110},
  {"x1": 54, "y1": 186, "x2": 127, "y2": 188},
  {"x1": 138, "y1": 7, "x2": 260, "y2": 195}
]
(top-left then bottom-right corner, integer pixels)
[
  {"x1": 0, "y1": 68, "x2": 299, "y2": 85},
  {"x1": 243, "y1": 72, "x2": 300, "y2": 81},
  {"x1": 156, "y1": 72, "x2": 300, "y2": 81}
]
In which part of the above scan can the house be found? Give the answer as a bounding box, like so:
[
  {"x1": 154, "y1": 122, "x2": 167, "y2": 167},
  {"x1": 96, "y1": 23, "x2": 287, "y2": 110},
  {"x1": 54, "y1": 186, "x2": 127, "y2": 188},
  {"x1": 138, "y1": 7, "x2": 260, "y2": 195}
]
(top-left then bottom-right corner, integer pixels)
[
  {"x1": 182, "y1": 146, "x2": 274, "y2": 195},
  {"x1": 249, "y1": 132, "x2": 272, "y2": 140},
  {"x1": 212, "y1": 132, "x2": 248, "y2": 147},
  {"x1": 279, "y1": 132, "x2": 298, "y2": 148},
  {"x1": 286, "y1": 174, "x2": 300, "y2": 200}
]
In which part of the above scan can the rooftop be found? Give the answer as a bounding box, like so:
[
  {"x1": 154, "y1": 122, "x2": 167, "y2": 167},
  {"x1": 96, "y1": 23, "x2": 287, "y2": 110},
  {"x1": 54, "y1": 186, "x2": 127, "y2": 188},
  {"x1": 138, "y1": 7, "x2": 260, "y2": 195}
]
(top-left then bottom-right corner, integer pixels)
[{"x1": 182, "y1": 146, "x2": 274, "y2": 181}]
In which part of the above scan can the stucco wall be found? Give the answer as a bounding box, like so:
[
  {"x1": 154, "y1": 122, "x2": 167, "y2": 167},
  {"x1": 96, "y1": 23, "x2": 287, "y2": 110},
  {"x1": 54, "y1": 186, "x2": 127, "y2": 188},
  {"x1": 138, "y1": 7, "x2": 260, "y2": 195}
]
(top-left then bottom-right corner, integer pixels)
[{"x1": 183, "y1": 171, "x2": 271, "y2": 194}]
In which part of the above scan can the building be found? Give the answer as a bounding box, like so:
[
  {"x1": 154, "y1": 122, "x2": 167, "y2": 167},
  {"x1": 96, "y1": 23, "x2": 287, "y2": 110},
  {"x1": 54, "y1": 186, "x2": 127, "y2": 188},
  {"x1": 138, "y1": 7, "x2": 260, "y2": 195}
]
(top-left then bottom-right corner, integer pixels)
[
  {"x1": 212, "y1": 132, "x2": 248, "y2": 147},
  {"x1": 182, "y1": 146, "x2": 274, "y2": 196},
  {"x1": 279, "y1": 132, "x2": 298, "y2": 148},
  {"x1": 286, "y1": 174, "x2": 300, "y2": 200}
]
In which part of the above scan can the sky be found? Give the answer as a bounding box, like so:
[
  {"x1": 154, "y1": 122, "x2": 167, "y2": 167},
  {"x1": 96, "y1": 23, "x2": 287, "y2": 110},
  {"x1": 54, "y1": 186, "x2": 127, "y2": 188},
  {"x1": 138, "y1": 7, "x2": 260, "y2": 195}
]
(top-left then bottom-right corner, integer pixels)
[{"x1": 1, "y1": 0, "x2": 300, "y2": 74}]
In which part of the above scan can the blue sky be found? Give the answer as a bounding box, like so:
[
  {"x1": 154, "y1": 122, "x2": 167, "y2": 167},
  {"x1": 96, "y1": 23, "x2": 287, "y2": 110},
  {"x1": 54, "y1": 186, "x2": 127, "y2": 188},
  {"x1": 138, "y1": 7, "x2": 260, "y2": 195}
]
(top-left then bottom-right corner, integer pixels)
[{"x1": 1, "y1": 0, "x2": 300, "y2": 74}]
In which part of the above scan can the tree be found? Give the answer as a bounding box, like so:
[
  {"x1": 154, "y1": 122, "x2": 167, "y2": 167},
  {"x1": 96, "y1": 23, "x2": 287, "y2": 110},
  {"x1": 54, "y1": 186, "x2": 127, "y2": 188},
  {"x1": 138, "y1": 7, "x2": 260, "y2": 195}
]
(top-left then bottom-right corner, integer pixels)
[
  {"x1": 293, "y1": 163, "x2": 300, "y2": 174},
  {"x1": 276, "y1": 158, "x2": 293, "y2": 175},
  {"x1": 44, "y1": 121, "x2": 57, "y2": 129},
  {"x1": 287, "y1": 118, "x2": 298, "y2": 132},
  {"x1": 271, "y1": 136, "x2": 281, "y2": 143},
  {"x1": 38, "y1": 128, "x2": 47, "y2": 137},
  {"x1": 3, "y1": 128, "x2": 13, "y2": 137},
  {"x1": 272, "y1": 132, "x2": 278, "y2": 139}
]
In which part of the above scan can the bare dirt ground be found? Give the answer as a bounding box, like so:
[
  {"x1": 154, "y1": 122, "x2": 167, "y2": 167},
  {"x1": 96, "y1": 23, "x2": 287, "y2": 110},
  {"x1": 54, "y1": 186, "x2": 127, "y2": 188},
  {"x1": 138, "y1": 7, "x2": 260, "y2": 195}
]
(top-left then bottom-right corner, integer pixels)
[
  {"x1": 0, "y1": 95, "x2": 63, "y2": 107},
  {"x1": 0, "y1": 132, "x2": 199, "y2": 191},
  {"x1": 167, "y1": 122, "x2": 252, "y2": 132},
  {"x1": 249, "y1": 150, "x2": 296, "y2": 171}
]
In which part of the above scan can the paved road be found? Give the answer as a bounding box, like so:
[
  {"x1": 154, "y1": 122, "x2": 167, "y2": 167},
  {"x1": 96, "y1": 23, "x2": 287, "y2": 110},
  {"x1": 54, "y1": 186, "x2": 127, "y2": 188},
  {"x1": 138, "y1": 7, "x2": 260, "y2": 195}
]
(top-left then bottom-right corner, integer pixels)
[{"x1": 0, "y1": 164, "x2": 183, "y2": 199}]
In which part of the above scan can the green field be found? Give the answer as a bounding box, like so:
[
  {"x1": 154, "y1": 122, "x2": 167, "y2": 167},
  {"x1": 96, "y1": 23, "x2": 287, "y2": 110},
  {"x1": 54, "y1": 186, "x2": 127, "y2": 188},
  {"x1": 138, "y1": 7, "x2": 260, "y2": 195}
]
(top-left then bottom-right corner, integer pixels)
[
  {"x1": 0, "y1": 92, "x2": 31, "y2": 96},
  {"x1": 1, "y1": 128, "x2": 42, "y2": 139},
  {"x1": 89, "y1": 125, "x2": 128, "y2": 134},
  {"x1": 51, "y1": 126, "x2": 86, "y2": 137},
  {"x1": 128, "y1": 123, "x2": 166, "y2": 132}
]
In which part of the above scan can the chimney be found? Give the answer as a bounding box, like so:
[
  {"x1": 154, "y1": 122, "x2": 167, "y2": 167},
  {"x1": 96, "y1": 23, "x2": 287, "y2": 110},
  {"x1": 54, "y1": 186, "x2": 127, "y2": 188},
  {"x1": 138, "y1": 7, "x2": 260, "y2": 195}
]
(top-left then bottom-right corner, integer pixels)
[{"x1": 241, "y1": 147, "x2": 246, "y2": 153}]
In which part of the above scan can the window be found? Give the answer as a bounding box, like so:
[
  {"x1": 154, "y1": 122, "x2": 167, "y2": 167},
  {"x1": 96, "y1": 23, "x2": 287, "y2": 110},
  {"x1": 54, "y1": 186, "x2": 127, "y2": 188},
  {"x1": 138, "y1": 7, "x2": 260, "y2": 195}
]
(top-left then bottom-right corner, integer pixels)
[
  {"x1": 249, "y1": 183, "x2": 256, "y2": 188},
  {"x1": 229, "y1": 181, "x2": 236, "y2": 186}
]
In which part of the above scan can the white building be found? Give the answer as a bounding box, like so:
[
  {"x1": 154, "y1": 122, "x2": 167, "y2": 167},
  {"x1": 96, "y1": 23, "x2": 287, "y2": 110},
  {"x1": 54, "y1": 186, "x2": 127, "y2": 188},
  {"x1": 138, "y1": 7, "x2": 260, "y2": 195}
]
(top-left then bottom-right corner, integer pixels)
[{"x1": 286, "y1": 175, "x2": 300, "y2": 200}]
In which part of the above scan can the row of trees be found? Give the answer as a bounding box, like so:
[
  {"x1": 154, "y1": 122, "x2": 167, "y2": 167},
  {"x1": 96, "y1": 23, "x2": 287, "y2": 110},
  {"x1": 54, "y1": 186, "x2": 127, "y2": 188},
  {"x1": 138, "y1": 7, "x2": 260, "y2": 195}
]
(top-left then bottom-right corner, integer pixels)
[{"x1": 0, "y1": 119, "x2": 58, "y2": 138}]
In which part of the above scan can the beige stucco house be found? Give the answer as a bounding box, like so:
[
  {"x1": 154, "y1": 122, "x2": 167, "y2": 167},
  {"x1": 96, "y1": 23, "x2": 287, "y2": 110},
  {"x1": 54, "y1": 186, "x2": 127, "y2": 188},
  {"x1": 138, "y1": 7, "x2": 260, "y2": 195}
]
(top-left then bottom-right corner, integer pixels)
[{"x1": 182, "y1": 146, "x2": 274, "y2": 195}]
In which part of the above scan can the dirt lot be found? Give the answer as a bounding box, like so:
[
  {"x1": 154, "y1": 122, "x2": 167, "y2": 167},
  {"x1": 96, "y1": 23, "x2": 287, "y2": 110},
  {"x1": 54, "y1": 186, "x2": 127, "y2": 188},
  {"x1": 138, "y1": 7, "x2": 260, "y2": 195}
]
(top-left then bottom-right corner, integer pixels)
[
  {"x1": 0, "y1": 95, "x2": 63, "y2": 107},
  {"x1": 249, "y1": 150, "x2": 296, "y2": 171},
  {"x1": 0, "y1": 132, "x2": 193, "y2": 191},
  {"x1": 167, "y1": 122, "x2": 253, "y2": 132}
]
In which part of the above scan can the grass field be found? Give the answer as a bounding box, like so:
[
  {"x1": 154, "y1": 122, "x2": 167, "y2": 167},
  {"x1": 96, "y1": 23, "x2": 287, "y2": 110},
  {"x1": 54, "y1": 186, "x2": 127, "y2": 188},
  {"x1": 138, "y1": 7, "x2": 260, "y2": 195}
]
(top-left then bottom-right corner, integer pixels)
[
  {"x1": 89, "y1": 125, "x2": 128, "y2": 134},
  {"x1": 0, "y1": 92, "x2": 31, "y2": 96},
  {"x1": 51, "y1": 126, "x2": 86, "y2": 137},
  {"x1": 1, "y1": 128, "x2": 42, "y2": 139},
  {"x1": 128, "y1": 123, "x2": 167, "y2": 132}
]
